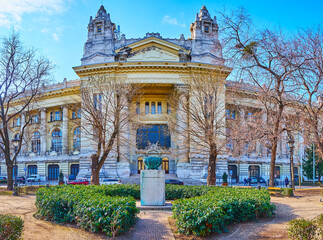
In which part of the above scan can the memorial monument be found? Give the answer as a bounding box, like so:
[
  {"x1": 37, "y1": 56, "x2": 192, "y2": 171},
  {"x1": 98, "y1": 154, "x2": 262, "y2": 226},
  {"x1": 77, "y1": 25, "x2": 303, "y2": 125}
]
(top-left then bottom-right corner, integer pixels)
[{"x1": 140, "y1": 144, "x2": 165, "y2": 206}]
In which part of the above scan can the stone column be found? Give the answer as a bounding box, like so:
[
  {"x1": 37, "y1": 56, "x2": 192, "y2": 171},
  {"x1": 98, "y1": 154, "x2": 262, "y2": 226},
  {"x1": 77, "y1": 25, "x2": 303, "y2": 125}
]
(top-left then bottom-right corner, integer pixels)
[
  {"x1": 40, "y1": 109, "x2": 47, "y2": 155},
  {"x1": 62, "y1": 106, "x2": 69, "y2": 155},
  {"x1": 175, "y1": 84, "x2": 190, "y2": 163},
  {"x1": 118, "y1": 100, "x2": 130, "y2": 163}
]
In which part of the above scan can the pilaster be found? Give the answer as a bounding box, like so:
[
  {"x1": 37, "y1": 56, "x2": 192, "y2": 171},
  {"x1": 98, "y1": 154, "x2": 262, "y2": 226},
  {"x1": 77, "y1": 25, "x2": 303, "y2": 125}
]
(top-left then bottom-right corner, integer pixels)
[
  {"x1": 20, "y1": 113, "x2": 27, "y2": 154},
  {"x1": 40, "y1": 109, "x2": 47, "y2": 155},
  {"x1": 175, "y1": 84, "x2": 190, "y2": 163},
  {"x1": 62, "y1": 106, "x2": 69, "y2": 154}
]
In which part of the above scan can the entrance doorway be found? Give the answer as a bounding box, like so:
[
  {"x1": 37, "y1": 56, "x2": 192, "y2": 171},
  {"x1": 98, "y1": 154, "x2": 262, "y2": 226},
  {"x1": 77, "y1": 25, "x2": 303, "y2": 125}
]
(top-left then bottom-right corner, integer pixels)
[
  {"x1": 28, "y1": 165, "x2": 37, "y2": 176},
  {"x1": 228, "y1": 165, "x2": 238, "y2": 182},
  {"x1": 162, "y1": 157, "x2": 169, "y2": 174},
  {"x1": 70, "y1": 164, "x2": 79, "y2": 176},
  {"x1": 137, "y1": 157, "x2": 144, "y2": 174},
  {"x1": 249, "y1": 165, "x2": 260, "y2": 178},
  {"x1": 48, "y1": 164, "x2": 59, "y2": 180}
]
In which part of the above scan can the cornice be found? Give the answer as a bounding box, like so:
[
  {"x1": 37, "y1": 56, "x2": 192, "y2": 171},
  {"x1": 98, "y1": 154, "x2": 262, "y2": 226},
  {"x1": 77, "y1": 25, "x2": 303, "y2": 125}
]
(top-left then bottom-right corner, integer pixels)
[{"x1": 73, "y1": 61, "x2": 232, "y2": 78}]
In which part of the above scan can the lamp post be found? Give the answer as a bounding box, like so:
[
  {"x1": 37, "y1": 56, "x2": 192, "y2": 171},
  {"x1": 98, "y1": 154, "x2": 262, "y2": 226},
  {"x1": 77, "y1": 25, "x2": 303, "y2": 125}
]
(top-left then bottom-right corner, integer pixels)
[
  {"x1": 12, "y1": 139, "x2": 19, "y2": 196},
  {"x1": 287, "y1": 137, "x2": 295, "y2": 190}
]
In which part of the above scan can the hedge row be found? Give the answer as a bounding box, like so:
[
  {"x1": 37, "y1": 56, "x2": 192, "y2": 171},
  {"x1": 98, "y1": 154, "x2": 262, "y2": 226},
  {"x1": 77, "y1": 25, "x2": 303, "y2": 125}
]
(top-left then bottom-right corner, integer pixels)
[
  {"x1": 58, "y1": 184, "x2": 212, "y2": 200},
  {"x1": 172, "y1": 187, "x2": 276, "y2": 236},
  {"x1": 35, "y1": 186, "x2": 139, "y2": 237},
  {"x1": 0, "y1": 214, "x2": 24, "y2": 240}
]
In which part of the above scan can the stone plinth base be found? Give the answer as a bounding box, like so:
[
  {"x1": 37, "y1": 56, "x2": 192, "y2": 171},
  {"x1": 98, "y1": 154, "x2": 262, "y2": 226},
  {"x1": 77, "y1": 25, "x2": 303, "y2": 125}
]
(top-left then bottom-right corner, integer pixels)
[{"x1": 140, "y1": 170, "x2": 165, "y2": 206}]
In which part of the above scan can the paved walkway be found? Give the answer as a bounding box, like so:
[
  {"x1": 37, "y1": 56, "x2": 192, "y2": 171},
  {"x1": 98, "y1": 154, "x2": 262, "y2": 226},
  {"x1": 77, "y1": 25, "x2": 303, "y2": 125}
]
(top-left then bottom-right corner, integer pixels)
[{"x1": 119, "y1": 210, "x2": 174, "y2": 240}]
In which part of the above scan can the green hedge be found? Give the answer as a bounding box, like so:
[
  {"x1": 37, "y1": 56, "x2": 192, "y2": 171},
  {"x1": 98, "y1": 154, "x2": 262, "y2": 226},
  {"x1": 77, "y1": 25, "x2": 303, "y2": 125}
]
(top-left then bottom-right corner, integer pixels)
[
  {"x1": 16, "y1": 185, "x2": 45, "y2": 195},
  {"x1": 287, "y1": 214, "x2": 323, "y2": 240},
  {"x1": 35, "y1": 185, "x2": 139, "y2": 236},
  {"x1": 282, "y1": 188, "x2": 293, "y2": 197},
  {"x1": 172, "y1": 187, "x2": 275, "y2": 236},
  {"x1": 0, "y1": 214, "x2": 24, "y2": 240}
]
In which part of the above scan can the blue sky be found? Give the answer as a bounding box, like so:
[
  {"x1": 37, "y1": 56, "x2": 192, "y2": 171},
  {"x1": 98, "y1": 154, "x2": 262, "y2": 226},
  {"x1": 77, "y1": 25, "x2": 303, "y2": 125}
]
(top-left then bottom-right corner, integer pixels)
[{"x1": 0, "y1": 0, "x2": 322, "y2": 82}]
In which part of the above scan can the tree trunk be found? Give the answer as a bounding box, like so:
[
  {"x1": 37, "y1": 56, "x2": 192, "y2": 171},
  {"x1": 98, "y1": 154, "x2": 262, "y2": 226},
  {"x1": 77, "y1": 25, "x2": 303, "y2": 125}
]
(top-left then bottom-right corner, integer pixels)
[
  {"x1": 291, "y1": 154, "x2": 295, "y2": 190},
  {"x1": 7, "y1": 163, "x2": 13, "y2": 190},
  {"x1": 269, "y1": 140, "x2": 278, "y2": 187},
  {"x1": 91, "y1": 154, "x2": 100, "y2": 185},
  {"x1": 207, "y1": 144, "x2": 217, "y2": 186}
]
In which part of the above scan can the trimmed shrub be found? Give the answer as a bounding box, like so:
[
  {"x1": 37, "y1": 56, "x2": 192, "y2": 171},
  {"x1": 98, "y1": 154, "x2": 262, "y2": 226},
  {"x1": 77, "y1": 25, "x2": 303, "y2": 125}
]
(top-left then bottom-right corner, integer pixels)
[
  {"x1": 74, "y1": 196, "x2": 138, "y2": 236},
  {"x1": 35, "y1": 185, "x2": 139, "y2": 237},
  {"x1": 165, "y1": 185, "x2": 210, "y2": 200},
  {"x1": 16, "y1": 185, "x2": 45, "y2": 195},
  {"x1": 282, "y1": 188, "x2": 293, "y2": 197},
  {"x1": 0, "y1": 214, "x2": 24, "y2": 240},
  {"x1": 287, "y1": 215, "x2": 323, "y2": 240},
  {"x1": 172, "y1": 187, "x2": 275, "y2": 236}
]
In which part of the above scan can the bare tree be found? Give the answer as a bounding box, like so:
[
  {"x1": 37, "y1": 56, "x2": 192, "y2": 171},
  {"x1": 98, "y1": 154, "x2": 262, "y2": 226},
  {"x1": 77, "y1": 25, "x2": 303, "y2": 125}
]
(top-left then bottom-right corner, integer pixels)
[
  {"x1": 0, "y1": 31, "x2": 52, "y2": 190},
  {"x1": 219, "y1": 8, "x2": 299, "y2": 187},
  {"x1": 80, "y1": 76, "x2": 139, "y2": 185},
  {"x1": 291, "y1": 26, "x2": 323, "y2": 158},
  {"x1": 169, "y1": 71, "x2": 228, "y2": 186}
]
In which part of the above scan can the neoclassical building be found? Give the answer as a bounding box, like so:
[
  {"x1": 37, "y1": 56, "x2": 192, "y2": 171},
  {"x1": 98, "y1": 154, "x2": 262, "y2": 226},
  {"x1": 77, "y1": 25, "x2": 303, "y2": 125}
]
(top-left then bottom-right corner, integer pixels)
[{"x1": 0, "y1": 5, "x2": 302, "y2": 182}]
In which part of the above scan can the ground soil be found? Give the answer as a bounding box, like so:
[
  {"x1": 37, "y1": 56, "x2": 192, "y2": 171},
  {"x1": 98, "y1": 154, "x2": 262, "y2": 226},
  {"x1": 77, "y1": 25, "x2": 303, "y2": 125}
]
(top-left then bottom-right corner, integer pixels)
[{"x1": 0, "y1": 188, "x2": 322, "y2": 240}]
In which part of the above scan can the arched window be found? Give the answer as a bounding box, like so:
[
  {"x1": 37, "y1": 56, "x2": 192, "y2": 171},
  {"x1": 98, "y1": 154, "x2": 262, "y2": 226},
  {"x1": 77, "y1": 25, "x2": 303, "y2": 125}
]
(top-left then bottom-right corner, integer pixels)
[
  {"x1": 32, "y1": 131, "x2": 41, "y2": 154},
  {"x1": 51, "y1": 129, "x2": 62, "y2": 153},
  {"x1": 73, "y1": 127, "x2": 81, "y2": 151}
]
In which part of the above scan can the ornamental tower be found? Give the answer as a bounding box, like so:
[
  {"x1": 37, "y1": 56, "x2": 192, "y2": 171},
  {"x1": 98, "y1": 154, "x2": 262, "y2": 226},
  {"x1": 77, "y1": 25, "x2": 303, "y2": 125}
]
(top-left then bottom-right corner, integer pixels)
[
  {"x1": 190, "y1": 5, "x2": 224, "y2": 65},
  {"x1": 82, "y1": 5, "x2": 116, "y2": 65}
]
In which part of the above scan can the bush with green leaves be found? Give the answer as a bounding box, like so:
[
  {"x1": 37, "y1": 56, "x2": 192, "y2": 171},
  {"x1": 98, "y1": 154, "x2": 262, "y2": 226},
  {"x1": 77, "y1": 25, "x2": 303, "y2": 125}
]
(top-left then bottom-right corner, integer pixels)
[
  {"x1": 282, "y1": 188, "x2": 293, "y2": 197},
  {"x1": 35, "y1": 185, "x2": 139, "y2": 236},
  {"x1": 287, "y1": 215, "x2": 323, "y2": 240},
  {"x1": 0, "y1": 214, "x2": 24, "y2": 240},
  {"x1": 172, "y1": 187, "x2": 275, "y2": 236}
]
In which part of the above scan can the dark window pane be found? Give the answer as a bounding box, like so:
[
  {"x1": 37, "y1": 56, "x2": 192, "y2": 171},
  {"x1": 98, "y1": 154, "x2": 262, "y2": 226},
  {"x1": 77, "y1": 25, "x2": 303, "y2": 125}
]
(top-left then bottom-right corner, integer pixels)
[{"x1": 157, "y1": 102, "x2": 162, "y2": 114}]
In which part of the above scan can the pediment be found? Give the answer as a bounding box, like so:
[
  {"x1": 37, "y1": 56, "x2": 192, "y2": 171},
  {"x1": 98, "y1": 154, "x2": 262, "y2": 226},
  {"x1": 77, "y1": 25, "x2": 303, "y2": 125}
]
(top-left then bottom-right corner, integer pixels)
[
  {"x1": 128, "y1": 46, "x2": 178, "y2": 61},
  {"x1": 82, "y1": 52, "x2": 109, "y2": 63},
  {"x1": 115, "y1": 37, "x2": 190, "y2": 62}
]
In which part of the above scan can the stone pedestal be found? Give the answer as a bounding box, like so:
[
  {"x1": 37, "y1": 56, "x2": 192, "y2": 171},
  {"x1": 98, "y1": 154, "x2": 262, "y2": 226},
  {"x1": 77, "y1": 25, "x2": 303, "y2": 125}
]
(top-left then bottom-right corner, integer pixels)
[{"x1": 140, "y1": 170, "x2": 165, "y2": 206}]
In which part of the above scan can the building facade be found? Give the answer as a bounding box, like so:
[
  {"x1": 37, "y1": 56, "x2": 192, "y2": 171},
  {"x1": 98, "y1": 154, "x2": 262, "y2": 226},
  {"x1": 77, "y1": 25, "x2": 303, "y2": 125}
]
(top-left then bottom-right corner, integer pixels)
[{"x1": 0, "y1": 5, "x2": 303, "y2": 182}]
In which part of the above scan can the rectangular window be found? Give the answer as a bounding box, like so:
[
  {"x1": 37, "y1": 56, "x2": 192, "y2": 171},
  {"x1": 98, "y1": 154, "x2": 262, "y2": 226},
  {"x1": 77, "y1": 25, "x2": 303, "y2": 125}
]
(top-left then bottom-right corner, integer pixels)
[
  {"x1": 225, "y1": 109, "x2": 230, "y2": 119},
  {"x1": 204, "y1": 25, "x2": 209, "y2": 33},
  {"x1": 50, "y1": 112, "x2": 54, "y2": 122},
  {"x1": 55, "y1": 111, "x2": 61, "y2": 121},
  {"x1": 136, "y1": 102, "x2": 140, "y2": 114},
  {"x1": 151, "y1": 102, "x2": 156, "y2": 114},
  {"x1": 94, "y1": 94, "x2": 102, "y2": 111},
  {"x1": 33, "y1": 115, "x2": 39, "y2": 123},
  {"x1": 231, "y1": 110, "x2": 236, "y2": 119},
  {"x1": 157, "y1": 102, "x2": 162, "y2": 114},
  {"x1": 145, "y1": 102, "x2": 149, "y2": 114},
  {"x1": 72, "y1": 111, "x2": 76, "y2": 119},
  {"x1": 97, "y1": 26, "x2": 102, "y2": 33},
  {"x1": 77, "y1": 109, "x2": 81, "y2": 118}
]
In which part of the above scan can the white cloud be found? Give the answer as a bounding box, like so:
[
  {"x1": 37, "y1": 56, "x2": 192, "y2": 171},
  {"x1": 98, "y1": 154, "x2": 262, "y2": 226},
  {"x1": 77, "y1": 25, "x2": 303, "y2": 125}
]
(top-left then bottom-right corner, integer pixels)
[
  {"x1": 162, "y1": 15, "x2": 186, "y2": 28},
  {"x1": 0, "y1": 0, "x2": 67, "y2": 27},
  {"x1": 52, "y1": 33, "x2": 59, "y2": 42}
]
